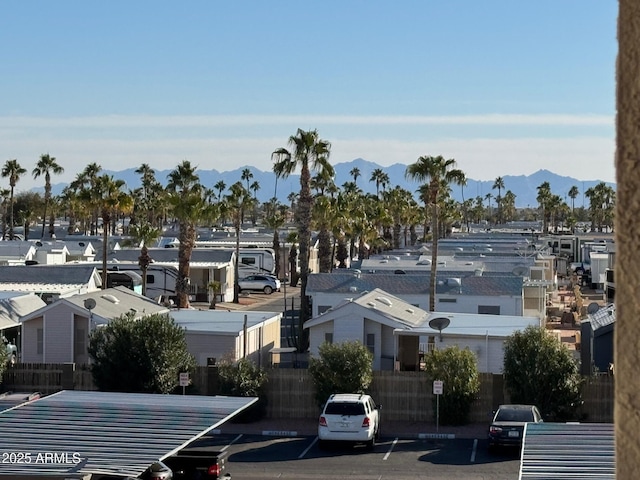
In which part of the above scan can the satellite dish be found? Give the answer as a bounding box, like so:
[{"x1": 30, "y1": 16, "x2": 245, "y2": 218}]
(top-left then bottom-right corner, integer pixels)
[
  {"x1": 83, "y1": 298, "x2": 97, "y2": 310},
  {"x1": 429, "y1": 317, "x2": 451, "y2": 341},
  {"x1": 587, "y1": 302, "x2": 600, "y2": 314},
  {"x1": 512, "y1": 266, "x2": 529, "y2": 277}
]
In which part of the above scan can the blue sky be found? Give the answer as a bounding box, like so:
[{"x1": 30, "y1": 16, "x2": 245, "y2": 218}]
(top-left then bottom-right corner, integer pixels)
[{"x1": 0, "y1": 1, "x2": 618, "y2": 191}]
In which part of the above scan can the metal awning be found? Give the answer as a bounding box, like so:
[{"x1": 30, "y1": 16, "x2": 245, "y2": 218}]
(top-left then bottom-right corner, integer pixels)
[
  {"x1": 519, "y1": 422, "x2": 615, "y2": 479},
  {"x1": 0, "y1": 390, "x2": 257, "y2": 478}
]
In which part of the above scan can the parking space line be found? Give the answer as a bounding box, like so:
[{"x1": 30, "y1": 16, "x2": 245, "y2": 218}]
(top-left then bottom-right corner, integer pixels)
[
  {"x1": 470, "y1": 438, "x2": 478, "y2": 463},
  {"x1": 299, "y1": 437, "x2": 318, "y2": 458},
  {"x1": 383, "y1": 438, "x2": 398, "y2": 460},
  {"x1": 220, "y1": 434, "x2": 243, "y2": 451}
]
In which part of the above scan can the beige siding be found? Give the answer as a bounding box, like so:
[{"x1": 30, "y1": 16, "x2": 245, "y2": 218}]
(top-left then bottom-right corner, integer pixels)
[
  {"x1": 45, "y1": 307, "x2": 73, "y2": 363},
  {"x1": 308, "y1": 321, "x2": 334, "y2": 356},
  {"x1": 334, "y1": 313, "x2": 363, "y2": 343},
  {"x1": 22, "y1": 317, "x2": 44, "y2": 363}
]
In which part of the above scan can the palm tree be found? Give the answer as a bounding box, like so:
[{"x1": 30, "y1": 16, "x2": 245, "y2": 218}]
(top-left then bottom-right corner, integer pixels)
[
  {"x1": 1, "y1": 159, "x2": 27, "y2": 240},
  {"x1": 32, "y1": 153, "x2": 64, "y2": 238},
  {"x1": 166, "y1": 161, "x2": 212, "y2": 308},
  {"x1": 370, "y1": 168, "x2": 389, "y2": 197},
  {"x1": 350, "y1": 167, "x2": 361, "y2": 185},
  {"x1": 272, "y1": 128, "x2": 333, "y2": 351},
  {"x1": 225, "y1": 181, "x2": 253, "y2": 303},
  {"x1": 128, "y1": 221, "x2": 162, "y2": 296},
  {"x1": 241, "y1": 168, "x2": 253, "y2": 193},
  {"x1": 492, "y1": 176, "x2": 505, "y2": 224},
  {"x1": 93, "y1": 175, "x2": 133, "y2": 289},
  {"x1": 536, "y1": 181, "x2": 552, "y2": 233},
  {"x1": 405, "y1": 155, "x2": 465, "y2": 312},
  {"x1": 568, "y1": 185, "x2": 579, "y2": 212}
]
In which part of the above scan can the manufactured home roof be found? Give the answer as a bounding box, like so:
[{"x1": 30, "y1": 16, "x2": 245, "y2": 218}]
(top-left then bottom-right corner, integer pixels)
[
  {"x1": 0, "y1": 390, "x2": 257, "y2": 478},
  {"x1": 0, "y1": 293, "x2": 47, "y2": 329},
  {"x1": 0, "y1": 264, "x2": 100, "y2": 293},
  {"x1": 306, "y1": 272, "x2": 523, "y2": 297},
  {"x1": 399, "y1": 311, "x2": 540, "y2": 338},
  {"x1": 304, "y1": 288, "x2": 429, "y2": 330},
  {"x1": 587, "y1": 303, "x2": 616, "y2": 331},
  {"x1": 105, "y1": 247, "x2": 235, "y2": 266},
  {"x1": 171, "y1": 309, "x2": 281, "y2": 334},
  {"x1": 20, "y1": 286, "x2": 170, "y2": 324},
  {"x1": 519, "y1": 422, "x2": 615, "y2": 479}
]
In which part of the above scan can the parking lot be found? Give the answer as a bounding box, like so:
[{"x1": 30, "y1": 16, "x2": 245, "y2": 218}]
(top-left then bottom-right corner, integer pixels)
[{"x1": 192, "y1": 432, "x2": 521, "y2": 480}]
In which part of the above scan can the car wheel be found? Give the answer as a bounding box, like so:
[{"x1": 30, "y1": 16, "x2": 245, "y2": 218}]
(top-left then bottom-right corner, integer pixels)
[
  {"x1": 263, "y1": 285, "x2": 273, "y2": 294},
  {"x1": 367, "y1": 438, "x2": 375, "y2": 450}
]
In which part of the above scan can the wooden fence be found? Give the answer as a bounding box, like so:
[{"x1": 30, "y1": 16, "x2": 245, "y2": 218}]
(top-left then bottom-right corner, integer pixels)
[{"x1": 2, "y1": 364, "x2": 614, "y2": 423}]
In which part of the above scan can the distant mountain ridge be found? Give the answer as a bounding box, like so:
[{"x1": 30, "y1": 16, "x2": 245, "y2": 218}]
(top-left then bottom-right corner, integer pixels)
[{"x1": 48, "y1": 159, "x2": 614, "y2": 209}]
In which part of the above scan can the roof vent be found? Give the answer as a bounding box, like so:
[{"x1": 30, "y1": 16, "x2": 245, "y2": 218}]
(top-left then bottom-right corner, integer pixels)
[
  {"x1": 101, "y1": 294, "x2": 120, "y2": 304},
  {"x1": 367, "y1": 302, "x2": 376, "y2": 308},
  {"x1": 405, "y1": 308, "x2": 415, "y2": 314},
  {"x1": 375, "y1": 296, "x2": 393, "y2": 307},
  {"x1": 349, "y1": 286, "x2": 358, "y2": 292}
]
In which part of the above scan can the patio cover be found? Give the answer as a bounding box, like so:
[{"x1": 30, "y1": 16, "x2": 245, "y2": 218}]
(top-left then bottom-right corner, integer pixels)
[{"x1": 0, "y1": 390, "x2": 257, "y2": 478}]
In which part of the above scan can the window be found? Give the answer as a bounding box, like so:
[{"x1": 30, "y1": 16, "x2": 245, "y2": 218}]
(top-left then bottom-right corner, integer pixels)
[
  {"x1": 366, "y1": 333, "x2": 375, "y2": 354},
  {"x1": 324, "y1": 332, "x2": 333, "y2": 344},
  {"x1": 439, "y1": 298, "x2": 457, "y2": 303},
  {"x1": 146, "y1": 274, "x2": 156, "y2": 285},
  {"x1": 241, "y1": 257, "x2": 256, "y2": 266},
  {"x1": 36, "y1": 328, "x2": 43, "y2": 355},
  {"x1": 478, "y1": 305, "x2": 500, "y2": 315}
]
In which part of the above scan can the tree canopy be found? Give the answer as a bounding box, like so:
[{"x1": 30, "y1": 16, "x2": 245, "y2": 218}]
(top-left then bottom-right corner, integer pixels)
[
  {"x1": 422, "y1": 345, "x2": 480, "y2": 425},
  {"x1": 88, "y1": 312, "x2": 196, "y2": 394},
  {"x1": 503, "y1": 325, "x2": 582, "y2": 421},
  {"x1": 308, "y1": 341, "x2": 373, "y2": 408}
]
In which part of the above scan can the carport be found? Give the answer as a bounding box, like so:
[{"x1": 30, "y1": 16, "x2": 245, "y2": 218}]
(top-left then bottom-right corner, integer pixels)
[
  {"x1": 519, "y1": 422, "x2": 615, "y2": 479},
  {"x1": 0, "y1": 389, "x2": 257, "y2": 479}
]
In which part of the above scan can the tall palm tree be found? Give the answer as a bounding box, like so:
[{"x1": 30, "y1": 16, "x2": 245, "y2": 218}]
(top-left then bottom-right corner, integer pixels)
[
  {"x1": 405, "y1": 155, "x2": 465, "y2": 312},
  {"x1": 166, "y1": 161, "x2": 212, "y2": 308},
  {"x1": 93, "y1": 175, "x2": 133, "y2": 289},
  {"x1": 241, "y1": 168, "x2": 253, "y2": 193},
  {"x1": 370, "y1": 168, "x2": 389, "y2": 197},
  {"x1": 32, "y1": 153, "x2": 64, "y2": 238},
  {"x1": 568, "y1": 185, "x2": 579, "y2": 212},
  {"x1": 1, "y1": 159, "x2": 27, "y2": 240},
  {"x1": 349, "y1": 167, "x2": 361, "y2": 185},
  {"x1": 492, "y1": 176, "x2": 505, "y2": 224},
  {"x1": 272, "y1": 128, "x2": 333, "y2": 351},
  {"x1": 536, "y1": 181, "x2": 552, "y2": 233},
  {"x1": 128, "y1": 221, "x2": 162, "y2": 296},
  {"x1": 225, "y1": 181, "x2": 253, "y2": 303}
]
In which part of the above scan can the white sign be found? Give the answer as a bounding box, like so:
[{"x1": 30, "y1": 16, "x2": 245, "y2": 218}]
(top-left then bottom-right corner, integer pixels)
[
  {"x1": 433, "y1": 380, "x2": 444, "y2": 395},
  {"x1": 179, "y1": 372, "x2": 190, "y2": 387}
]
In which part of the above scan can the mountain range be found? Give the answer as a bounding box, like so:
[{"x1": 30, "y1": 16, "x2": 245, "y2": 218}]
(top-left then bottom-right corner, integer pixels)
[{"x1": 50, "y1": 158, "x2": 614, "y2": 209}]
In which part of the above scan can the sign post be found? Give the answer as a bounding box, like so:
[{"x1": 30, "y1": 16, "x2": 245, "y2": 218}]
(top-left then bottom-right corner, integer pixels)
[
  {"x1": 179, "y1": 372, "x2": 190, "y2": 395},
  {"x1": 433, "y1": 380, "x2": 443, "y2": 432}
]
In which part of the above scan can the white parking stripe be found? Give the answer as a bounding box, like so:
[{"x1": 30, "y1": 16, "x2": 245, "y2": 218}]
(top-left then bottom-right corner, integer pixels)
[
  {"x1": 299, "y1": 437, "x2": 319, "y2": 458},
  {"x1": 470, "y1": 438, "x2": 478, "y2": 463},
  {"x1": 220, "y1": 433, "x2": 243, "y2": 451},
  {"x1": 383, "y1": 438, "x2": 398, "y2": 460}
]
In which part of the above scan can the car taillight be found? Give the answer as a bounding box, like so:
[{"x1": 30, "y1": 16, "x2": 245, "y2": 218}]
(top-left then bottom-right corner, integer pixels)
[
  {"x1": 489, "y1": 426, "x2": 502, "y2": 434},
  {"x1": 208, "y1": 464, "x2": 220, "y2": 477},
  {"x1": 319, "y1": 416, "x2": 327, "y2": 427},
  {"x1": 362, "y1": 416, "x2": 371, "y2": 428}
]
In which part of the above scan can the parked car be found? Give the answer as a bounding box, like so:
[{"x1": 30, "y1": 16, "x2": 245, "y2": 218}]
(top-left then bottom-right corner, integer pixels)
[
  {"x1": 488, "y1": 404, "x2": 543, "y2": 451},
  {"x1": 318, "y1": 393, "x2": 381, "y2": 450},
  {"x1": 238, "y1": 274, "x2": 281, "y2": 295}
]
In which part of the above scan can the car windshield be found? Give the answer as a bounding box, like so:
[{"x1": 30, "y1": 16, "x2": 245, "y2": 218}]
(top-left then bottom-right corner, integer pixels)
[
  {"x1": 495, "y1": 408, "x2": 534, "y2": 422},
  {"x1": 325, "y1": 402, "x2": 365, "y2": 416}
]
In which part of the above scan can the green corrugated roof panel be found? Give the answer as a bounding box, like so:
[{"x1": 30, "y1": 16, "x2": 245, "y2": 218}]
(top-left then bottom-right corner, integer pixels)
[{"x1": 0, "y1": 390, "x2": 257, "y2": 478}]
